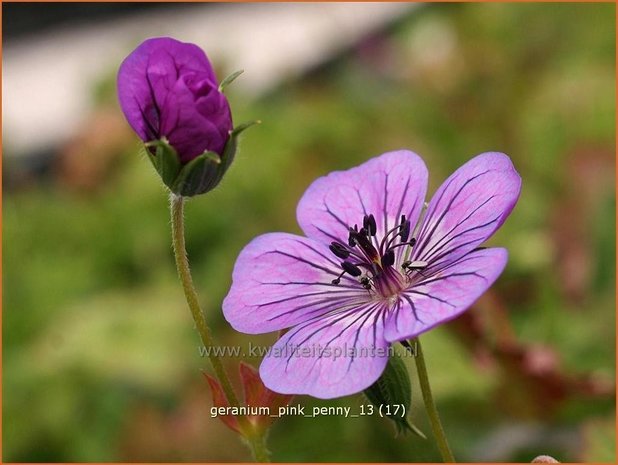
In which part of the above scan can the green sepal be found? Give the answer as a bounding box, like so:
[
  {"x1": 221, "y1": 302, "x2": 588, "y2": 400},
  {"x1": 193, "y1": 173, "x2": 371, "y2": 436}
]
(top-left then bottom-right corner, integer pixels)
[
  {"x1": 171, "y1": 151, "x2": 222, "y2": 196},
  {"x1": 146, "y1": 120, "x2": 259, "y2": 197},
  {"x1": 144, "y1": 138, "x2": 181, "y2": 188},
  {"x1": 231, "y1": 120, "x2": 261, "y2": 137},
  {"x1": 219, "y1": 69, "x2": 244, "y2": 92},
  {"x1": 363, "y1": 354, "x2": 426, "y2": 439}
]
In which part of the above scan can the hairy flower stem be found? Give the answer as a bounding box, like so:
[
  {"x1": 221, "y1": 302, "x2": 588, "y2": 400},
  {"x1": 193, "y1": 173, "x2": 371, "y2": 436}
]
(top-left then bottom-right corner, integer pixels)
[
  {"x1": 412, "y1": 337, "x2": 455, "y2": 463},
  {"x1": 246, "y1": 432, "x2": 270, "y2": 463},
  {"x1": 170, "y1": 194, "x2": 270, "y2": 462}
]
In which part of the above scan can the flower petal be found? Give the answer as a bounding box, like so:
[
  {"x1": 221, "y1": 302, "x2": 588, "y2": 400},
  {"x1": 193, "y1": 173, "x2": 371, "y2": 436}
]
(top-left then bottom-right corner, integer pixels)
[
  {"x1": 222, "y1": 233, "x2": 368, "y2": 334},
  {"x1": 410, "y1": 152, "x2": 521, "y2": 271},
  {"x1": 260, "y1": 302, "x2": 390, "y2": 399},
  {"x1": 297, "y1": 150, "x2": 428, "y2": 246},
  {"x1": 160, "y1": 76, "x2": 232, "y2": 162},
  {"x1": 117, "y1": 37, "x2": 217, "y2": 142},
  {"x1": 384, "y1": 247, "x2": 508, "y2": 342}
]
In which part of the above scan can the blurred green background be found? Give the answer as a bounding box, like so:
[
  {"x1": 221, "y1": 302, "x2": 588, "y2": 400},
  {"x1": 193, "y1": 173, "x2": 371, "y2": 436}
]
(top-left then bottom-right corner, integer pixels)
[{"x1": 3, "y1": 3, "x2": 616, "y2": 462}]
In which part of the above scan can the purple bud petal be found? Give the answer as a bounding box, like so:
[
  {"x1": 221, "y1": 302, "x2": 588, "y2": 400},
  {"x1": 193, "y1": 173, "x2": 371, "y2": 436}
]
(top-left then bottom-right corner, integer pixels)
[{"x1": 117, "y1": 37, "x2": 233, "y2": 164}]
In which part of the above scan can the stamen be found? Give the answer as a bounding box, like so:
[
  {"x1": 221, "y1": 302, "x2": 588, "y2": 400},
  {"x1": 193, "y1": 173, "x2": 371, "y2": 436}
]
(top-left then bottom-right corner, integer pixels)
[
  {"x1": 359, "y1": 275, "x2": 373, "y2": 291},
  {"x1": 349, "y1": 226, "x2": 380, "y2": 262},
  {"x1": 402, "y1": 260, "x2": 428, "y2": 271},
  {"x1": 380, "y1": 218, "x2": 410, "y2": 254},
  {"x1": 382, "y1": 249, "x2": 395, "y2": 267},
  {"x1": 330, "y1": 213, "x2": 413, "y2": 297},
  {"x1": 329, "y1": 242, "x2": 350, "y2": 259},
  {"x1": 388, "y1": 238, "x2": 416, "y2": 251},
  {"x1": 399, "y1": 216, "x2": 411, "y2": 242},
  {"x1": 348, "y1": 227, "x2": 357, "y2": 247},
  {"x1": 331, "y1": 270, "x2": 345, "y2": 285},
  {"x1": 341, "y1": 261, "x2": 362, "y2": 277},
  {"x1": 363, "y1": 214, "x2": 377, "y2": 236}
]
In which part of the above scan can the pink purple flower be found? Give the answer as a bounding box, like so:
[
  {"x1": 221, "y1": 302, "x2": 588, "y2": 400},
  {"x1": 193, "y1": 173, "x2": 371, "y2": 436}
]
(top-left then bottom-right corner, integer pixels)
[
  {"x1": 223, "y1": 151, "x2": 521, "y2": 399},
  {"x1": 117, "y1": 37, "x2": 232, "y2": 164}
]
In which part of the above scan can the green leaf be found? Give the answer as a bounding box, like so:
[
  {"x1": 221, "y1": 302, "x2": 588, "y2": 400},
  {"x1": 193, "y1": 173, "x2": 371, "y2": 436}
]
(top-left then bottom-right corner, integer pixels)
[
  {"x1": 363, "y1": 354, "x2": 426, "y2": 438},
  {"x1": 218, "y1": 69, "x2": 244, "y2": 92}
]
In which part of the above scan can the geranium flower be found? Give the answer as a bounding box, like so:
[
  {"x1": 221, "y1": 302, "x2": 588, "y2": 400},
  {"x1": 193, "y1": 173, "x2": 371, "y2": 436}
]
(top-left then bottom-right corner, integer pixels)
[{"x1": 223, "y1": 151, "x2": 521, "y2": 399}]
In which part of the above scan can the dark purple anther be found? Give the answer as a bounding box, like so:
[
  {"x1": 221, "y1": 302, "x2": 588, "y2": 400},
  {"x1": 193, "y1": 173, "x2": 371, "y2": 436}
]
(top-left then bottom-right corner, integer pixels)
[
  {"x1": 400, "y1": 216, "x2": 411, "y2": 242},
  {"x1": 363, "y1": 214, "x2": 377, "y2": 236},
  {"x1": 348, "y1": 228, "x2": 357, "y2": 247},
  {"x1": 329, "y1": 242, "x2": 350, "y2": 259},
  {"x1": 382, "y1": 250, "x2": 395, "y2": 267},
  {"x1": 341, "y1": 261, "x2": 362, "y2": 277}
]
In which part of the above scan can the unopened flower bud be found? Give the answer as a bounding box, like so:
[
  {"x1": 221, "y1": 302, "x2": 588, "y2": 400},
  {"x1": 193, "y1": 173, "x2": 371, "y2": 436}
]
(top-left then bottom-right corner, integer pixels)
[
  {"x1": 117, "y1": 36, "x2": 255, "y2": 196},
  {"x1": 204, "y1": 362, "x2": 294, "y2": 438}
]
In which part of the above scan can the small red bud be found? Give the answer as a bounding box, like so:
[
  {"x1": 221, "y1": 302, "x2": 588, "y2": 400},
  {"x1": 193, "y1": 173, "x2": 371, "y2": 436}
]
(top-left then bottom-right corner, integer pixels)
[
  {"x1": 239, "y1": 362, "x2": 294, "y2": 433},
  {"x1": 204, "y1": 363, "x2": 294, "y2": 438},
  {"x1": 204, "y1": 373, "x2": 240, "y2": 433}
]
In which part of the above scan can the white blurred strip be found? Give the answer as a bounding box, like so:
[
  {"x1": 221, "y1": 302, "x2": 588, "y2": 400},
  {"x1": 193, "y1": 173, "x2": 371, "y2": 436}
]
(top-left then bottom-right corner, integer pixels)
[{"x1": 3, "y1": 3, "x2": 417, "y2": 157}]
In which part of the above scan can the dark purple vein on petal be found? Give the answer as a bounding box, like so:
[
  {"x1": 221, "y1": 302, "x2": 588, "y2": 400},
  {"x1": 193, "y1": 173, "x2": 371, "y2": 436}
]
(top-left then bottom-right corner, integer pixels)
[
  {"x1": 356, "y1": 188, "x2": 369, "y2": 217},
  {"x1": 261, "y1": 250, "x2": 339, "y2": 276},
  {"x1": 420, "y1": 228, "x2": 498, "y2": 275},
  {"x1": 258, "y1": 280, "x2": 361, "y2": 290},
  {"x1": 393, "y1": 177, "x2": 413, "y2": 262},
  {"x1": 296, "y1": 240, "x2": 342, "y2": 268},
  {"x1": 400, "y1": 293, "x2": 425, "y2": 325},
  {"x1": 413, "y1": 251, "x2": 489, "y2": 282},
  {"x1": 356, "y1": 187, "x2": 380, "y2": 249},
  {"x1": 415, "y1": 270, "x2": 487, "y2": 288},
  {"x1": 414, "y1": 174, "x2": 457, "y2": 242},
  {"x1": 324, "y1": 202, "x2": 351, "y2": 229},
  {"x1": 282, "y1": 301, "x2": 373, "y2": 369},
  {"x1": 315, "y1": 225, "x2": 346, "y2": 244},
  {"x1": 417, "y1": 213, "x2": 501, "y2": 266},
  {"x1": 405, "y1": 289, "x2": 457, "y2": 307},
  {"x1": 382, "y1": 171, "x2": 390, "y2": 237},
  {"x1": 301, "y1": 302, "x2": 382, "y2": 374},
  {"x1": 345, "y1": 302, "x2": 387, "y2": 371},
  {"x1": 266, "y1": 293, "x2": 366, "y2": 323},
  {"x1": 394, "y1": 175, "x2": 412, "y2": 227},
  {"x1": 371, "y1": 302, "x2": 389, "y2": 357},
  {"x1": 255, "y1": 288, "x2": 365, "y2": 309},
  {"x1": 324, "y1": 302, "x2": 378, "y2": 352},
  {"x1": 416, "y1": 195, "x2": 496, "y2": 262},
  {"x1": 414, "y1": 169, "x2": 493, "y2": 259}
]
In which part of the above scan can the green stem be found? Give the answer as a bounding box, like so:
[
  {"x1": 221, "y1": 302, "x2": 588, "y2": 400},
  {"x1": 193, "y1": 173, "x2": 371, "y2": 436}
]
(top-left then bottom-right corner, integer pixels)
[
  {"x1": 170, "y1": 194, "x2": 270, "y2": 461},
  {"x1": 412, "y1": 337, "x2": 455, "y2": 463},
  {"x1": 170, "y1": 194, "x2": 240, "y2": 407},
  {"x1": 246, "y1": 432, "x2": 270, "y2": 463}
]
